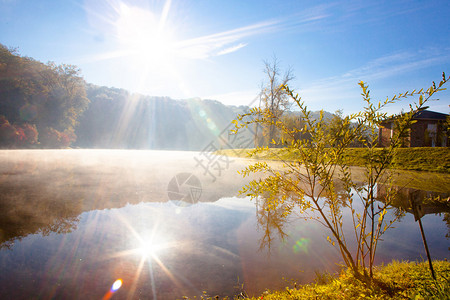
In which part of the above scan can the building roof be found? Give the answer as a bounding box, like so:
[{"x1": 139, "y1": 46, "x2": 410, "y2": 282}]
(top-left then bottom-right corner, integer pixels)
[
  {"x1": 412, "y1": 110, "x2": 448, "y2": 120},
  {"x1": 381, "y1": 110, "x2": 448, "y2": 124}
]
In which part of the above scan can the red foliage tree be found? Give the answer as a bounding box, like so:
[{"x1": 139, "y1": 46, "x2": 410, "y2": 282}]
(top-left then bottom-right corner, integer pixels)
[
  {"x1": 0, "y1": 115, "x2": 39, "y2": 148},
  {"x1": 22, "y1": 123, "x2": 38, "y2": 145},
  {"x1": 40, "y1": 127, "x2": 76, "y2": 148}
]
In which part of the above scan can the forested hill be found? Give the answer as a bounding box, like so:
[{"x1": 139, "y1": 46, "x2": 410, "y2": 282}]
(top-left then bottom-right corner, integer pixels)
[
  {"x1": 76, "y1": 84, "x2": 250, "y2": 150},
  {"x1": 0, "y1": 44, "x2": 336, "y2": 150},
  {"x1": 0, "y1": 44, "x2": 251, "y2": 150}
]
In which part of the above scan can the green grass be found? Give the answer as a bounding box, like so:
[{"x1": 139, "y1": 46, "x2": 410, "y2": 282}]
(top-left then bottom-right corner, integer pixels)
[
  {"x1": 387, "y1": 170, "x2": 450, "y2": 193},
  {"x1": 216, "y1": 147, "x2": 450, "y2": 173},
  {"x1": 343, "y1": 147, "x2": 450, "y2": 173},
  {"x1": 246, "y1": 260, "x2": 450, "y2": 300},
  {"x1": 216, "y1": 147, "x2": 450, "y2": 193},
  {"x1": 182, "y1": 260, "x2": 450, "y2": 300}
]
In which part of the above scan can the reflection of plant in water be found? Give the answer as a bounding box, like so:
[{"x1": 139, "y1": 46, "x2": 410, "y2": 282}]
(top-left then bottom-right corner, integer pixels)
[
  {"x1": 0, "y1": 215, "x2": 79, "y2": 250},
  {"x1": 234, "y1": 73, "x2": 449, "y2": 281},
  {"x1": 382, "y1": 184, "x2": 450, "y2": 211},
  {"x1": 40, "y1": 216, "x2": 79, "y2": 235},
  {"x1": 381, "y1": 185, "x2": 450, "y2": 229},
  {"x1": 255, "y1": 194, "x2": 289, "y2": 252}
]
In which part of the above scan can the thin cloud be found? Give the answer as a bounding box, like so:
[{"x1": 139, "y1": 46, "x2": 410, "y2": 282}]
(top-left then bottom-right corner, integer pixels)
[
  {"x1": 173, "y1": 4, "x2": 335, "y2": 60},
  {"x1": 299, "y1": 49, "x2": 450, "y2": 112},
  {"x1": 217, "y1": 43, "x2": 248, "y2": 56},
  {"x1": 173, "y1": 20, "x2": 280, "y2": 59},
  {"x1": 81, "y1": 2, "x2": 335, "y2": 62},
  {"x1": 339, "y1": 52, "x2": 444, "y2": 82},
  {"x1": 306, "y1": 50, "x2": 450, "y2": 92}
]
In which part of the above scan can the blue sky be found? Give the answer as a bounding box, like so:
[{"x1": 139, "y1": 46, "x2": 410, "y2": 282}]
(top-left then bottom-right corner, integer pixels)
[{"x1": 1, "y1": 0, "x2": 449, "y2": 114}]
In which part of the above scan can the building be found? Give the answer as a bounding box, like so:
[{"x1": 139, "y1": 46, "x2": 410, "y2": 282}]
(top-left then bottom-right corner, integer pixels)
[{"x1": 378, "y1": 110, "x2": 449, "y2": 147}]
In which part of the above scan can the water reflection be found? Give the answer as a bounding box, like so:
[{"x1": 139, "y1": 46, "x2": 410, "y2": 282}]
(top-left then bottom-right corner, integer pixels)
[
  {"x1": 251, "y1": 182, "x2": 450, "y2": 271},
  {"x1": 254, "y1": 195, "x2": 289, "y2": 252},
  {"x1": 377, "y1": 184, "x2": 450, "y2": 249},
  {"x1": 0, "y1": 150, "x2": 255, "y2": 249},
  {"x1": 0, "y1": 150, "x2": 449, "y2": 299},
  {"x1": 378, "y1": 184, "x2": 450, "y2": 216}
]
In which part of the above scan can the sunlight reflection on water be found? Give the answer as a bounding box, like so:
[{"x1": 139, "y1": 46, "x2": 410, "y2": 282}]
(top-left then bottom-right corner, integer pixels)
[{"x1": 0, "y1": 150, "x2": 448, "y2": 299}]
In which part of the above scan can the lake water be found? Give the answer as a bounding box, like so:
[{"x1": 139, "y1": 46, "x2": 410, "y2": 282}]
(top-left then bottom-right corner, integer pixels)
[{"x1": 0, "y1": 150, "x2": 448, "y2": 299}]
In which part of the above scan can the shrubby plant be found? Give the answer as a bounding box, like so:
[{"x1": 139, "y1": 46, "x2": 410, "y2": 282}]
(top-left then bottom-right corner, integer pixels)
[
  {"x1": 0, "y1": 115, "x2": 38, "y2": 148},
  {"x1": 233, "y1": 73, "x2": 449, "y2": 280}
]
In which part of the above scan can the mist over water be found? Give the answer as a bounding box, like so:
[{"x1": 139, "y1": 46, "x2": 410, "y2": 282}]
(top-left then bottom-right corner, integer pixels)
[{"x1": 0, "y1": 150, "x2": 448, "y2": 299}]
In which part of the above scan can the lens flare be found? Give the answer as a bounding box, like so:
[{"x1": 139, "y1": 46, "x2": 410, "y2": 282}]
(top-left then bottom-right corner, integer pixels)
[
  {"x1": 102, "y1": 278, "x2": 123, "y2": 300},
  {"x1": 111, "y1": 279, "x2": 123, "y2": 292},
  {"x1": 292, "y1": 238, "x2": 310, "y2": 254}
]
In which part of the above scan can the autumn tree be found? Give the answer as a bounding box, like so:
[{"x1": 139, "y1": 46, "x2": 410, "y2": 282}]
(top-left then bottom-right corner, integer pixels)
[
  {"x1": 234, "y1": 73, "x2": 449, "y2": 281},
  {"x1": 0, "y1": 115, "x2": 38, "y2": 148},
  {"x1": 36, "y1": 62, "x2": 89, "y2": 131},
  {"x1": 279, "y1": 113, "x2": 310, "y2": 144},
  {"x1": 255, "y1": 57, "x2": 294, "y2": 147},
  {"x1": 0, "y1": 44, "x2": 89, "y2": 148}
]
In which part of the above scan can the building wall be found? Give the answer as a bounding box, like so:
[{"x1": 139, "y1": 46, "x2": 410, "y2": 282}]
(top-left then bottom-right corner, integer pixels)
[
  {"x1": 378, "y1": 124, "x2": 392, "y2": 147},
  {"x1": 379, "y1": 119, "x2": 448, "y2": 147},
  {"x1": 410, "y1": 121, "x2": 426, "y2": 147},
  {"x1": 411, "y1": 120, "x2": 448, "y2": 147}
]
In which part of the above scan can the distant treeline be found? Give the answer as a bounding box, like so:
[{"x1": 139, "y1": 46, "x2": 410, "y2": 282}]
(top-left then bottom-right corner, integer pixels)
[
  {"x1": 77, "y1": 85, "x2": 250, "y2": 150},
  {"x1": 0, "y1": 44, "x2": 251, "y2": 150},
  {"x1": 0, "y1": 44, "x2": 89, "y2": 148}
]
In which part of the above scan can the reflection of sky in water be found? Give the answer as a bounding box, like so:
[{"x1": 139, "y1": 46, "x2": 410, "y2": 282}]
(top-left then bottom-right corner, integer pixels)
[
  {"x1": 0, "y1": 197, "x2": 448, "y2": 299},
  {"x1": 0, "y1": 150, "x2": 448, "y2": 299}
]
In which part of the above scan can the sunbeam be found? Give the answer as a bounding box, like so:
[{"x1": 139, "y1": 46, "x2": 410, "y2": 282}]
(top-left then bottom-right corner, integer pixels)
[{"x1": 100, "y1": 209, "x2": 185, "y2": 299}]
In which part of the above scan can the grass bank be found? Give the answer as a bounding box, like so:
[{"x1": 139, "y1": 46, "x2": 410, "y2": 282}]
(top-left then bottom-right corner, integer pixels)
[
  {"x1": 216, "y1": 148, "x2": 450, "y2": 193},
  {"x1": 247, "y1": 260, "x2": 450, "y2": 300},
  {"x1": 216, "y1": 147, "x2": 450, "y2": 174},
  {"x1": 186, "y1": 260, "x2": 449, "y2": 299}
]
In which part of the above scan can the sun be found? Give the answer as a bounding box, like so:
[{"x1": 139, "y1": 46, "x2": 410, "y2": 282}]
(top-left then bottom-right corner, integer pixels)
[
  {"x1": 137, "y1": 235, "x2": 169, "y2": 260},
  {"x1": 84, "y1": 0, "x2": 196, "y2": 95},
  {"x1": 114, "y1": 2, "x2": 176, "y2": 64}
]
